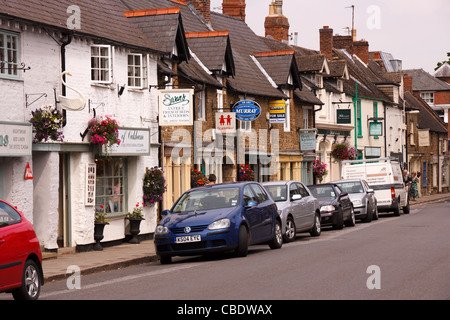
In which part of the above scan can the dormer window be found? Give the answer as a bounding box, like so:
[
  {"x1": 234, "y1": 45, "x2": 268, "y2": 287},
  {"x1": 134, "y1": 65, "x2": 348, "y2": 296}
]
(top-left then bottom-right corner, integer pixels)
[{"x1": 315, "y1": 74, "x2": 323, "y2": 88}]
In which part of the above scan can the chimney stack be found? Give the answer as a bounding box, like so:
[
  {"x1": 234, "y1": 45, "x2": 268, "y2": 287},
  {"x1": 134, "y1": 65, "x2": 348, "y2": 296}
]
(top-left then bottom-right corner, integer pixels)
[
  {"x1": 319, "y1": 26, "x2": 333, "y2": 60},
  {"x1": 403, "y1": 74, "x2": 413, "y2": 94},
  {"x1": 222, "y1": 0, "x2": 246, "y2": 21},
  {"x1": 353, "y1": 40, "x2": 369, "y2": 64},
  {"x1": 186, "y1": 0, "x2": 211, "y2": 25},
  {"x1": 264, "y1": 0, "x2": 290, "y2": 42}
]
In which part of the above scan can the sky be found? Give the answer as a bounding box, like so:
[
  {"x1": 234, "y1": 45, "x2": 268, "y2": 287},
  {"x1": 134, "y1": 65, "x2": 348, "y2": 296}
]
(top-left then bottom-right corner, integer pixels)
[{"x1": 210, "y1": 0, "x2": 450, "y2": 74}]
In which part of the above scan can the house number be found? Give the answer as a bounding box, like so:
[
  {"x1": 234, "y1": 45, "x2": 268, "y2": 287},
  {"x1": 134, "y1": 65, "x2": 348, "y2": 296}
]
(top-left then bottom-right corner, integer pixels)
[{"x1": 0, "y1": 135, "x2": 9, "y2": 147}]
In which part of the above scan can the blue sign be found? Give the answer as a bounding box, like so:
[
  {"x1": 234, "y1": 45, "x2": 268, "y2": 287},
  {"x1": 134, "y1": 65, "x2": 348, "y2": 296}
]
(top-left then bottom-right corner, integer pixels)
[{"x1": 233, "y1": 100, "x2": 261, "y2": 121}]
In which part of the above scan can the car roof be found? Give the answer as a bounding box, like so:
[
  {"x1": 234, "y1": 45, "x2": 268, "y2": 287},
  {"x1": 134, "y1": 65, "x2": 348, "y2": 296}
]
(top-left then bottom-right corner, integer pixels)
[
  {"x1": 329, "y1": 179, "x2": 364, "y2": 183},
  {"x1": 261, "y1": 180, "x2": 298, "y2": 185}
]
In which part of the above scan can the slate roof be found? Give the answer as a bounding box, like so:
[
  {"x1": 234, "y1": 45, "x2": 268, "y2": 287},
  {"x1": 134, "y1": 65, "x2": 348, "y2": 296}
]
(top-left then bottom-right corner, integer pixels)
[
  {"x1": 405, "y1": 92, "x2": 448, "y2": 134},
  {"x1": 0, "y1": 0, "x2": 155, "y2": 50},
  {"x1": 403, "y1": 68, "x2": 450, "y2": 92},
  {"x1": 434, "y1": 63, "x2": 450, "y2": 79}
]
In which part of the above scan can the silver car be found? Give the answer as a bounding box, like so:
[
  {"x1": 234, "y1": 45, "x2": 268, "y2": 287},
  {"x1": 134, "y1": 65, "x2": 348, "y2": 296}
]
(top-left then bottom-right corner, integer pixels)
[
  {"x1": 330, "y1": 179, "x2": 378, "y2": 222},
  {"x1": 262, "y1": 181, "x2": 321, "y2": 242}
]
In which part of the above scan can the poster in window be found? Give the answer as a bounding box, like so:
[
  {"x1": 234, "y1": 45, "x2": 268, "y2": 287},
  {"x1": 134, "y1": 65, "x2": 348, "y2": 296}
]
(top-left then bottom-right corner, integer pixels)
[{"x1": 85, "y1": 163, "x2": 96, "y2": 206}]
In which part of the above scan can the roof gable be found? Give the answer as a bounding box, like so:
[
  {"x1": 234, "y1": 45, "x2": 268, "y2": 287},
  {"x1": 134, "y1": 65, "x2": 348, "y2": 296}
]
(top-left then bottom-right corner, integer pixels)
[{"x1": 404, "y1": 68, "x2": 450, "y2": 92}]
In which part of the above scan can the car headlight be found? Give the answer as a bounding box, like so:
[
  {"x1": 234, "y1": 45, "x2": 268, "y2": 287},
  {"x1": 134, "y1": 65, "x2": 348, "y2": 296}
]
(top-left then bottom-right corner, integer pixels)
[
  {"x1": 155, "y1": 225, "x2": 169, "y2": 235},
  {"x1": 320, "y1": 205, "x2": 336, "y2": 213},
  {"x1": 208, "y1": 218, "x2": 230, "y2": 230},
  {"x1": 352, "y1": 199, "x2": 362, "y2": 206}
]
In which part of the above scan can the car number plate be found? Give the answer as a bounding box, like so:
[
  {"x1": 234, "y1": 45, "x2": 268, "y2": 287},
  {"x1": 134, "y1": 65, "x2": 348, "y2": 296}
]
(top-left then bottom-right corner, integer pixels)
[{"x1": 175, "y1": 235, "x2": 201, "y2": 244}]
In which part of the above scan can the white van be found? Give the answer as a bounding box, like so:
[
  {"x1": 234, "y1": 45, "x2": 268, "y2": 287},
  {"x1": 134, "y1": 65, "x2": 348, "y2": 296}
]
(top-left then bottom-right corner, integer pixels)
[{"x1": 341, "y1": 158, "x2": 409, "y2": 215}]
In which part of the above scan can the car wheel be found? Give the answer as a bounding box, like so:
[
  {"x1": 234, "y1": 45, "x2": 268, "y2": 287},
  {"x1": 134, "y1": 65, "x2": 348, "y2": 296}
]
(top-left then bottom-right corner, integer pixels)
[
  {"x1": 284, "y1": 216, "x2": 296, "y2": 242},
  {"x1": 373, "y1": 206, "x2": 379, "y2": 220},
  {"x1": 393, "y1": 198, "x2": 401, "y2": 216},
  {"x1": 12, "y1": 259, "x2": 41, "y2": 300},
  {"x1": 345, "y1": 207, "x2": 356, "y2": 227},
  {"x1": 309, "y1": 212, "x2": 321, "y2": 237},
  {"x1": 235, "y1": 225, "x2": 249, "y2": 257},
  {"x1": 403, "y1": 200, "x2": 410, "y2": 214},
  {"x1": 160, "y1": 255, "x2": 172, "y2": 264},
  {"x1": 268, "y1": 220, "x2": 283, "y2": 249}
]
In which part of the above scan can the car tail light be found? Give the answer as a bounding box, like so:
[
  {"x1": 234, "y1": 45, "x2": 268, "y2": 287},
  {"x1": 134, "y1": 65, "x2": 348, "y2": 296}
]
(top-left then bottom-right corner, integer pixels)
[{"x1": 391, "y1": 187, "x2": 396, "y2": 199}]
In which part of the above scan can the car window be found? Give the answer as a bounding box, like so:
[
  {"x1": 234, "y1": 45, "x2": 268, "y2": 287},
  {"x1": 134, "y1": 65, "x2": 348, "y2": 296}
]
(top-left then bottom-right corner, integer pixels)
[
  {"x1": 0, "y1": 202, "x2": 22, "y2": 228},
  {"x1": 336, "y1": 182, "x2": 364, "y2": 193},
  {"x1": 309, "y1": 185, "x2": 336, "y2": 199},
  {"x1": 250, "y1": 184, "x2": 268, "y2": 203},
  {"x1": 172, "y1": 187, "x2": 240, "y2": 213},
  {"x1": 264, "y1": 185, "x2": 287, "y2": 202},
  {"x1": 289, "y1": 183, "x2": 300, "y2": 199},
  {"x1": 243, "y1": 185, "x2": 257, "y2": 206},
  {"x1": 297, "y1": 183, "x2": 310, "y2": 197}
]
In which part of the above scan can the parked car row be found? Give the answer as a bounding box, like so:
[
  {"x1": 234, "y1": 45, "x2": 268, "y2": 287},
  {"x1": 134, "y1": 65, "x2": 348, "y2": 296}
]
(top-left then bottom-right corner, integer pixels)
[{"x1": 154, "y1": 177, "x2": 387, "y2": 265}]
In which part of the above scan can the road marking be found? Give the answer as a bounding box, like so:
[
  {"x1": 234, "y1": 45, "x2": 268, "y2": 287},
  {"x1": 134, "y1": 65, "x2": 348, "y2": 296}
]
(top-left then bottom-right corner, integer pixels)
[{"x1": 41, "y1": 262, "x2": 203, "y2": 299}]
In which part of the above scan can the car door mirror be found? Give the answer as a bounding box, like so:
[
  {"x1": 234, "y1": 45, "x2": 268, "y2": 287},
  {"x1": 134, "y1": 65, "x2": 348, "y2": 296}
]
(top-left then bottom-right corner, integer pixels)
[
  {"x1": 367, "y1": 188, "x2": 374, "y2": 194},
  {"x1": 161, "y1": 209, "x2": 170, "y2": 217},
  {"x1": 339, "y1": 192, "x2": 348, "y2": 198},
  {"x1": 245, "y1": 200, "x2": 258, "y2": 208},
  {"x1": 291, "y1": 194, "x2": 302, "y2": 201}
]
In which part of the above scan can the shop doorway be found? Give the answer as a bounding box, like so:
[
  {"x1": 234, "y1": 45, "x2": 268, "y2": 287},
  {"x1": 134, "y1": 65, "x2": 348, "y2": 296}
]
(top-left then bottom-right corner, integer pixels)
[{"x1": 58, "y1": 154, "x2": 71, "y2": 248}]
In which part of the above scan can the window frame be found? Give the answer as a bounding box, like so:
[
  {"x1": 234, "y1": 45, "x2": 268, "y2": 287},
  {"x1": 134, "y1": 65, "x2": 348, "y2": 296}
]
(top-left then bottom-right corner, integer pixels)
[
  {"x1": 91, "y1": 44, "x2": 112, "y2": 84},
  {"x1": 127, "y1": 53, "x2": 144, "y2": 89},
  {"x1": 0, "y1": 30, "x2": 20, "y2": 80}
]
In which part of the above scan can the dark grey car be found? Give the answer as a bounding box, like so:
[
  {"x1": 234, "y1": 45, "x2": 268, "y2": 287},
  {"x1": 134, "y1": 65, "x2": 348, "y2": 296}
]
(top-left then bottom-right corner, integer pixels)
[{"x1": 330, "y1": 179, "x2": 378, "y2": 222}]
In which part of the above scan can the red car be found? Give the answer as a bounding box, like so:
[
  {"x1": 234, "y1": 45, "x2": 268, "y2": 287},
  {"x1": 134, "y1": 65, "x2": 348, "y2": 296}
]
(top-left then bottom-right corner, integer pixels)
[{"x1": 0, "y1": 199, "x2": 43, "y2": 300}]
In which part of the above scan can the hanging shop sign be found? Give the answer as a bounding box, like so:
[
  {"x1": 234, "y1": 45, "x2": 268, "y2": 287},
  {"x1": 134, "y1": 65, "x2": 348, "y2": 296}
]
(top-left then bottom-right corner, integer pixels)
[
  {"x1": 105, "y1": 128, "x2": 151, "y2": 156},
  {"x1": 369, "y1": 122, "x2": 383, "y2": 137},
  {"x1": 269, "y1": 100, "x2": 286, "y2": 124},
  {"x1": 233, "y1": 100, "x2": 261, "y2": 122},
  {"x1": 158, "y1": 89, "x2": 194, "y2": 126},
  {"x1": 337, "y1": 109, "x2": 352, "y2": 124},
  {"x1": 0, "y1": 121, "x2": 32, "y2": 157},
  {"x1": 299, "y1": 129, "x2": 317, "y2": 151},
  {"x1": 216, "y1": 112, "x2": 236, "y2": 133}
]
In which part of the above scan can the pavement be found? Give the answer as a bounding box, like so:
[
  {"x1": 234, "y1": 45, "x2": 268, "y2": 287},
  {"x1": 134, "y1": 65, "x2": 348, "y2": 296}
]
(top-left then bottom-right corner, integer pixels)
[{"x1": 42, "y1": 192, "x2": 450, "y2": 284}]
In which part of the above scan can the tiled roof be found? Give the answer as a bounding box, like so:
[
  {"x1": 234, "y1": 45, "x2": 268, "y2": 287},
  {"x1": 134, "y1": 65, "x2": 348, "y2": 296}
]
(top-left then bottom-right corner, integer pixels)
[
  {"x1": 403, "y1": 68, "x2": 450, "y2": 92},
  {"x1": 406, "y1": 92, "x2": 448, "y2": 133},
  {"x1": 254, "y1": 51, "x2": 301, "y2": 89},
  {"x1": 0, "y1": 0, "x2": 154, "y2": 50}
]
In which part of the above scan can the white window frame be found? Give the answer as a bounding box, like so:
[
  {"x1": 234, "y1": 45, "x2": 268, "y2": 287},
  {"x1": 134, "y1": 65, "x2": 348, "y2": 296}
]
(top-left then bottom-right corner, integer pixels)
[
  {"x1": 0, "y1": 30, "x2": 20, "y2": 80},
  {"x1": 283, "y1": 90, "x2": 290, "y2": 132},
  {"x1": 239, "y1": 120, "x2": 252, "y2": 133},
  {"x1": 217, "y1": 89, "x2": 223, "y2": 112},
  {"x1": 127, "y1": 53, "x2": 144, "y2": 89},
  {"x1": 91, "y1": 44, "x2": 112, "y2": 84},
  {"x1": 420, "y1": 92, "x2": 434, "y2": 105},
  {"x1": 197, "y1": 89, "x2": 206, "y2": 121}
]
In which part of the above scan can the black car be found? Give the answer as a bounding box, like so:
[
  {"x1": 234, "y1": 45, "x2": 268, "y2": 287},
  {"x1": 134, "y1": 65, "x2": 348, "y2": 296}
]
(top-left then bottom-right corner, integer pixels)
[{"x1": 307, "y1": 183, "x2": 355, "y2": 229}]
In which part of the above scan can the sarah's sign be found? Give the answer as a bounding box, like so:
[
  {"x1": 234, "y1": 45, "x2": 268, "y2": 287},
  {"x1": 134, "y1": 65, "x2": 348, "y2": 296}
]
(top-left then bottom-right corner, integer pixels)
[
  {"x1": 158, "y1": 89, "x2": 194, "y2": 126},
  {"x1": 233, "y1": 100, "x2": 261, "y2": 122}
]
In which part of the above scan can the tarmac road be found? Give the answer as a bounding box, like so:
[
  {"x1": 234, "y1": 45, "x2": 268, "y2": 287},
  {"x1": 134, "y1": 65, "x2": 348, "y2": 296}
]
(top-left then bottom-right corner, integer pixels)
[{"x1": 35, "y1": 200, "x2": 450, "y2": 301}]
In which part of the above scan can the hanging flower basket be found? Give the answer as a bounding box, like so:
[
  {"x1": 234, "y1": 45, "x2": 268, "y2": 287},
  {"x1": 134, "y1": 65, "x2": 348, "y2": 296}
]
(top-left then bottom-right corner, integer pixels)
[
  {"x1": 331, "y1": 144, "x2": 357, "y2": 162},
  {"x1": 238, "y1": 164, "x2": 254, "y2": 181},
  {"x1": 191, "y1": 169, "x2": 209, "y2": 188},
  {"x1": 313, "y1": 159, "x2": 328, "y2": 180},
  {"x1": 87, "y1": 115, "x2": 121, "y2": 156},
  {"x1": 143, "y1": 167, "x2": 167, "y2": 207},
  {"x1": 29, "y1": 106, "x2": 64, "y2": 143}
]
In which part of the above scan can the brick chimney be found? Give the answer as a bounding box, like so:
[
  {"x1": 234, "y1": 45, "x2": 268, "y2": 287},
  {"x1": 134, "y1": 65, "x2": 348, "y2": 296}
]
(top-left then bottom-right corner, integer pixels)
[
  {"x1": 403, "y1": 73, "x2": 413, "y2": 94},
  {"x1": 319, "y1": 26, "x2": 333, "y2": 60},
  {"x1": 264, "y1": 0, "x2": 290, "y2": 42},
  {"x1": 353, "y1": 40, "x2": 369, "y2": 64},
  {"x1": 186, "y1": 0, "x2": 211, "y2": 25},
  {"x1": 222, "y1": 0, "x2": 246, "y2": 21}
]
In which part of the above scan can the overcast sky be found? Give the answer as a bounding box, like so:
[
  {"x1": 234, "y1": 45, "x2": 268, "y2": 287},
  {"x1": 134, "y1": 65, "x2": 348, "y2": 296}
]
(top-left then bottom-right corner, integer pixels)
[{"x1": 210, "y1": 0, "x2": 450, "y2": 74}]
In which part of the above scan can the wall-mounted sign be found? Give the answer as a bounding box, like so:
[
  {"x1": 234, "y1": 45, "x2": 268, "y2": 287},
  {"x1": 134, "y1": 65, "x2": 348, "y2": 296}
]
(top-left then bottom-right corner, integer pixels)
[
  {"x1": 105, "y1": 128, "x2": 151, "y2": 156},
  {"x1": 369, "y1": 122, "x2": 383, "y2": 136},
  {"x1": 365, "y1": 147, "x2": 381, "y2": 158},
  {"x1": 299, "y1": 129, "x2": 317, "y2": 151},
  {"x1": 233, "y1": 100, "x2": 261, "y2": 122},
  {"x1": 269, "y1": 100, "x2": 286, "y2": 124},
  {"x1": 337, "y1": 109, "x2": 351, "y2": 124},
  {"x1": 85, "y1": 163, "x2": 96, "y2": 206},
  {"x1": 24, "y1": 162, "x2": 33, "y2": 180},
  {"x1": 418, "y1": 129, "x2": 430, "y2": 147},
  {"x1": 215, "y1": 112, "x2": 236, "y2": 133},
  {"x1": 158, "y1": 89, "x2": 194, "y2": 126},
  {"x1": 0, "y1": 121, "x2": 32, "y2": 157}
]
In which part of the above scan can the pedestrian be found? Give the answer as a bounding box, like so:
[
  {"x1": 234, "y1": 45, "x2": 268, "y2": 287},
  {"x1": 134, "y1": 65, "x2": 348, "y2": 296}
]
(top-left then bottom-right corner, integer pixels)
[
  {"x1": 207, "y1": 174, "x2": 216, "y2": 185},
  {"x1": 409, "y1": 172, "x2": 419, "y2": 201}
]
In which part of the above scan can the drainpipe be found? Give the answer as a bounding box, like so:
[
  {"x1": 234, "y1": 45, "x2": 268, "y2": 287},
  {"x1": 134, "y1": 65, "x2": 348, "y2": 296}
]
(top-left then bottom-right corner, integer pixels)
[{"x1": 61, "y1": 33, "x2": 72, "y2": 127}]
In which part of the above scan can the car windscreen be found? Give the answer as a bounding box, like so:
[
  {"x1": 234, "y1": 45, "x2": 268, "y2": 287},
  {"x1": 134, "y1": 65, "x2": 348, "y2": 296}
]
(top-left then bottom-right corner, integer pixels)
[
  {"x1": 335, "y1": 182, "x2": 363, "y2": 194},
  {"x1": 308, "y1": 185, "x2": 336, "y2": 199},
  {"x1": 0, "y1": 201, "x2": 22, "y2": 228},
  {"x1": 172, "y1": 187, "x2": 240, "y2": 213},
  {"x1": 264, "y1": 185, "x2": 287, "y2": 202}
]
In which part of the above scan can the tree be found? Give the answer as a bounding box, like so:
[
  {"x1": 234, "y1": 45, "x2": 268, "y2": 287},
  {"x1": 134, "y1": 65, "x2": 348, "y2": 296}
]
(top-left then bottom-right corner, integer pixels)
[{"x1": 435, "y1": 52, "x2": 450, "y2": 71}]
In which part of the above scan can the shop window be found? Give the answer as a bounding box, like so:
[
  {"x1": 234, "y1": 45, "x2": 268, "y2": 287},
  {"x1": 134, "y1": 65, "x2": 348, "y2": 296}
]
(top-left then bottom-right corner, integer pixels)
[
  {"x1": 0, "y1": 30, "x2": 20, "y2": 79},
  {"x1": 95, "y1": 158, "x2": 127, "y2": 218}
]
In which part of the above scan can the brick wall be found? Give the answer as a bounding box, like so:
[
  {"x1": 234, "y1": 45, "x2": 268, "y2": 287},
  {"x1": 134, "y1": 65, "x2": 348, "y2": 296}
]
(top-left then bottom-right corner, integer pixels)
[{"x1": 222, "y1": 0, "x2": 246, "y2": 21}]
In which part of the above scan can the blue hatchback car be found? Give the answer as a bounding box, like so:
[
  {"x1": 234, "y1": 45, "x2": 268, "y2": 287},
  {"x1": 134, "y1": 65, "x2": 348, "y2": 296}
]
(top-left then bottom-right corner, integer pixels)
[{"x1": 154, "y1": 182, "x2": 283, "y2": 264}]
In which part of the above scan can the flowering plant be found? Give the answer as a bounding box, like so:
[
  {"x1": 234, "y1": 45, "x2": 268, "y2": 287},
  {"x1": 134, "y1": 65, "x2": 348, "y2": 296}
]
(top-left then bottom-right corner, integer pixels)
[
  {"x1": 143, "y1": 167, "x2": 167, "y2": 207},
  {"x1": 313, "y1": 159, "x2": 328, "y2": 179},
  {"x1": 127, "y1": 202, "x2": 145, "y2": 219},
  {"x1": 95, "y1": 205, "x2": 109, "y2": 224},
  {"x1": 29, "y1": 106, "x2": 64, "y2": 143},
  {"x1": 191, "y1": 169, "x2": 209, "y2": 188},
  {"x1": 87, "y1": 116, "x2": 121, "y2": 156},
  {"x1": 331, "y1": 144, "x2": 357, "y2": 161},
  {"x1": 238, "y1": 164, "x2": 254, "y2": 182}
]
